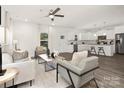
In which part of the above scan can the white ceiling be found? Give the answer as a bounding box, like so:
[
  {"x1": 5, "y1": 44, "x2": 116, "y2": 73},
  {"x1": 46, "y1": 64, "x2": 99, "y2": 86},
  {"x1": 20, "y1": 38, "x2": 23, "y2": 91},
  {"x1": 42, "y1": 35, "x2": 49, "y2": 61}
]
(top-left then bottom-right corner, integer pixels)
[{"x1": 3, "y1": 5, "x2": 124, "y2": 28}]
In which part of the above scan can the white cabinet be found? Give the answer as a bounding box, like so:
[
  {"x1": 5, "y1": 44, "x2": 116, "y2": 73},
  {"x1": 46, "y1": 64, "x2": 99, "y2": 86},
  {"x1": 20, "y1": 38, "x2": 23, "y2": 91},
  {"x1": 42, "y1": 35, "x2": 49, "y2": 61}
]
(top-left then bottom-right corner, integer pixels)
[
  {"x1": 78, "y1": 44, "x2": 114, "y2": 56},
  {"x1": 92, "y1": 45, "x2": 114, "y2": 56}
]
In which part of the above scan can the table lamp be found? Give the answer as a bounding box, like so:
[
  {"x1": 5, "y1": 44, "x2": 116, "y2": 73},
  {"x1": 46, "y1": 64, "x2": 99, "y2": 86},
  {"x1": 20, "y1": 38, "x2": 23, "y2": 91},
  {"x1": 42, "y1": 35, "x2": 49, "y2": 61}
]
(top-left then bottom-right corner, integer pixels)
[{"x1": 13, "y1": 40, "x2": 18, "y2": 50}]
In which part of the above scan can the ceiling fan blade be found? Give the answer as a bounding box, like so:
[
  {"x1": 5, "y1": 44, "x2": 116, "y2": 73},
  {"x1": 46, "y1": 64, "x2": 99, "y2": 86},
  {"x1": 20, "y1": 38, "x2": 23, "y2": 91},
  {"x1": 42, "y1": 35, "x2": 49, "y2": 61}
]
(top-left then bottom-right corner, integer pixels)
[
  {"x1": 51, "y1": 8, "x2": 60, "y2": 15},
  {"x1": 55, "y1": 14, "x2": 64, "y2": 17}
]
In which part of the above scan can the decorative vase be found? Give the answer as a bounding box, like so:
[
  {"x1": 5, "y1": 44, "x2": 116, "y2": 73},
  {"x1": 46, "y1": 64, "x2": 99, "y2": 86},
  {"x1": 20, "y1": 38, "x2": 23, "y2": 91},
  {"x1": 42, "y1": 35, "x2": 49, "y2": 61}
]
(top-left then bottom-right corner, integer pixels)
[{"x1": 46, "y1": 47, "x2": 50, "y2": 57}]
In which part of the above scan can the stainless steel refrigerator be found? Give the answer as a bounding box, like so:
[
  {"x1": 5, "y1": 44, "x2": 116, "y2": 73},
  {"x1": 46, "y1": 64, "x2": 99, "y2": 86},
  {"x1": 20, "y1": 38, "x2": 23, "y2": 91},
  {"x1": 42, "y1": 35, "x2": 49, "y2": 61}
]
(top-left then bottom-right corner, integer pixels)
[{"x1": 115, "y1": 33, "x2": 124, "y2": 54}]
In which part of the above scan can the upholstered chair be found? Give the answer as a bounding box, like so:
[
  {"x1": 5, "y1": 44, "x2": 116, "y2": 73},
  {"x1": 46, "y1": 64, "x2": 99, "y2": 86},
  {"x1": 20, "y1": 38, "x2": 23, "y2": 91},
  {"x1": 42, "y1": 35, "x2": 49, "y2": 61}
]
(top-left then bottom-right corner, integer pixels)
[
  {"x1": 35, "y1": 46, "x2": 46, "y2": 58},
  {"x1": 55, "y1": 51, "x2": 99, "y2": 88}
]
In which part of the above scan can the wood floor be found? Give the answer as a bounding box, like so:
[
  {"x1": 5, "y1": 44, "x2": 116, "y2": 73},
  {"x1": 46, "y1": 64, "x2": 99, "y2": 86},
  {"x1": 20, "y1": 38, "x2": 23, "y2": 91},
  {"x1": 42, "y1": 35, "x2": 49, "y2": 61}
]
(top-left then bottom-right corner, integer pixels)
[
  {"x1": 59, "y1": 53, "x2": 124, "y2": 88},
  {"x1": 17, "y1": 53, "x2": 124, "y2": 88},
  {"x1": 83, "y1": 54, "x2": 124, "y2": 88}
]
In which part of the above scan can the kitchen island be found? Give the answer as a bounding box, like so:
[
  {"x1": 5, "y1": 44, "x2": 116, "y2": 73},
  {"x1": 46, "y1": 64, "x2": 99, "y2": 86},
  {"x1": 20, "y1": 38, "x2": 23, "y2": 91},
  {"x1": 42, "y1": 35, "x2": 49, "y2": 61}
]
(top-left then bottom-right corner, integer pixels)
[{"x1": 78, "y1": 44, "x2": 115, "y2": 56}]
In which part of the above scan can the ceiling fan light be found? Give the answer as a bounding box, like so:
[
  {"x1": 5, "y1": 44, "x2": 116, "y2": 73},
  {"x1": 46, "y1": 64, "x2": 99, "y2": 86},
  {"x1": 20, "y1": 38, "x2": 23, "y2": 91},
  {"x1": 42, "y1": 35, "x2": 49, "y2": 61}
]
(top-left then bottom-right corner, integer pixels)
[{"x1": 49, "y1": 15, "x2": 54, "y2": 18}]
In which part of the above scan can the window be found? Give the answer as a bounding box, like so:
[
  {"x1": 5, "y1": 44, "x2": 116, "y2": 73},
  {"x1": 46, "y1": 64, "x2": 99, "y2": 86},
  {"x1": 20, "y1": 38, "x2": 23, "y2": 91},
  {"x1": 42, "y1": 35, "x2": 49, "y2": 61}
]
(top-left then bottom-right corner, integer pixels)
[{"x1": 40, "y1": 33, "x2": 48, "y2": 47}]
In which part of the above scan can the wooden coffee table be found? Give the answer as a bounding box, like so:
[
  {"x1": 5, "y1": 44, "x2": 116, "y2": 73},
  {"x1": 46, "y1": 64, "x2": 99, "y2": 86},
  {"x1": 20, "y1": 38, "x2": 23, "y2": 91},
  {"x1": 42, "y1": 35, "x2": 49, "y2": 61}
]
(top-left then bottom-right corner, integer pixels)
[
  {"x1": 0, "y1": 68, "x2": 19, "y2": 88},
  {"x1": 38, "y1": 54, "x2": 56, "y2": 72}
]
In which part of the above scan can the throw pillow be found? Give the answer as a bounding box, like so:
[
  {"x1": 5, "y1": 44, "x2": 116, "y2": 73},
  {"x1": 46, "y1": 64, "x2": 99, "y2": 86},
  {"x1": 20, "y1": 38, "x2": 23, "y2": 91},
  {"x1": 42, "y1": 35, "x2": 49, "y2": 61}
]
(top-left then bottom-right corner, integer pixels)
[
  {"x1": 71, "y1": 51, "x2": 88, "y2": 65},
  {"x1": 12, "y1": 50, "x2": 28, "y2": 61}
]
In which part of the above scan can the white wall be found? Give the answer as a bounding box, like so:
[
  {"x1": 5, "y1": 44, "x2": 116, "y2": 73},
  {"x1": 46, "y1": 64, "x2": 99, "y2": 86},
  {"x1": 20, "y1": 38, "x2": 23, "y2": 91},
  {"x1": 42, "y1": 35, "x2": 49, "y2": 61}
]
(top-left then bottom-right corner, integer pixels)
[
  {"x1": 39, "y1": 25, "x2": 49, "y2": 33},
  {"x1": 0, "y1": 27, "x2": 4, "y2": 44},
  {"x1": 41, "y1": 25, "x2": 124, "y2": 53},
  {"x1": 11, "y1": 22, "x2": 124, "y2": 56},
  {"x1": 81, "y1": 25, "x2": 124, "y2": 40},
  {"x1": 13, "y1": 20, "x2": 40, "y2": 57},
  {"x1": 0, "y1": 6, "x2": 5, "y2": 44},
  {"x1": 11, "y1": 21, "x2": 124, "y2": 55},
  {"x1": 1, "y1": 6, "x2": 5, "y2": 27},
  {"x1": 46, "y1": 26, "x2": 78, "y2": 53},
  {"x1": 0, "y1": 7, "x2": 13, "y2": 46}
]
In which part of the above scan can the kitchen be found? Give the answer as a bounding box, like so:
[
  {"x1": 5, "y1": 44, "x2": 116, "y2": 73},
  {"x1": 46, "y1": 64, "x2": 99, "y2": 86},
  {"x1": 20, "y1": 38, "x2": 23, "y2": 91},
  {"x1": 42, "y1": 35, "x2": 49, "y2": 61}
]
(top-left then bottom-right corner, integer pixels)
[
  {"x1": 69, "y1": 35, "x2": 115, "y2": 56},
  {"x1": 68, "y1": 26, "x2": 124, "y2": 56}
]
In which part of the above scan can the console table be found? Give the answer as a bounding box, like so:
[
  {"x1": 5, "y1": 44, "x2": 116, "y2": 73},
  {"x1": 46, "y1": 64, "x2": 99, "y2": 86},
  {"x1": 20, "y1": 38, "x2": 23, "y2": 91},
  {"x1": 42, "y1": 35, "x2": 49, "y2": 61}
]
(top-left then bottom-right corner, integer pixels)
[{"x1": 0, "y1": 68, "x2": 19, "y2": 88}]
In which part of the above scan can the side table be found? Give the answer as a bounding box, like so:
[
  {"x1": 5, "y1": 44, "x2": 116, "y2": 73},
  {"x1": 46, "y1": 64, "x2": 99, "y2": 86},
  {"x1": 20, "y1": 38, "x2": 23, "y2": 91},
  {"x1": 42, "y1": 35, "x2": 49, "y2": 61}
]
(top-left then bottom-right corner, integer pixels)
[{"x1": 0, "y1": 68, "x2": 19, "y2": 88}]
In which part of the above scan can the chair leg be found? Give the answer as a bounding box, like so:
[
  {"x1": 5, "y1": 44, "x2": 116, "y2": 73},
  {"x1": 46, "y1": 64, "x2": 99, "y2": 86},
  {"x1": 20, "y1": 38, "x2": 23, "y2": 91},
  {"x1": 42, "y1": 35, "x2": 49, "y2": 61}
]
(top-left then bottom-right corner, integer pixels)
[
  {"x1": 66, "y1": 70, "x2": 75, "y2": 88},
  {"x1": 103, "y1": 50, "x2": 106, "y2": 56},
  {"x1": 66, "y1": 85, "x2": 75, "y2": 88},
  {"x1": 93, "y1": 78, "x2": 99, "y2": 88},
  {"x1": 56, "y1": 64, "x2": 58, "y2": 83},
  {"x1": 98, "y1": 48, "x2": 106, "y2": 56},
  {"x1": 30, "y1": 80, "x2": 32, "y2": 86},
  {"x1": 56, "y1": 64, "x2": 75, "y2": 88},
  {"x1": 4, "y1": 83, "x2": 6, "y2": 88}
]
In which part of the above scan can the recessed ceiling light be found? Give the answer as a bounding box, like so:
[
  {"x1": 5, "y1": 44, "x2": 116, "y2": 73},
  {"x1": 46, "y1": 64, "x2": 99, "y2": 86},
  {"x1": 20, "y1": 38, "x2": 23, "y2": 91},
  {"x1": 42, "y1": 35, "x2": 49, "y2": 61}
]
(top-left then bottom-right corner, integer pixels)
[
  {"x1": 49, "y1": 15, "x2": 54, "y2": 19},
  {"x1": 94, "y1": 34, "x2": 97, "y2": 36},
  {"x1": 103, "y1": 33, "x2": 106, "y2": 35},
  {"x1": 25, "y1": 18, "x2": 28, "y2": 22}
]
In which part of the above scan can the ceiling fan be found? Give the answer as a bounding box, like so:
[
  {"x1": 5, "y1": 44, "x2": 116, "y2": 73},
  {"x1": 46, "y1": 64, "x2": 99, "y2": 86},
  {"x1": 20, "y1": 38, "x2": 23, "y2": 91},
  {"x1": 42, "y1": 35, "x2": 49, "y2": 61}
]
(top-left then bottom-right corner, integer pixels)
[{"x1": 46, "y1": 8, "x2": 64, "y2": 21}]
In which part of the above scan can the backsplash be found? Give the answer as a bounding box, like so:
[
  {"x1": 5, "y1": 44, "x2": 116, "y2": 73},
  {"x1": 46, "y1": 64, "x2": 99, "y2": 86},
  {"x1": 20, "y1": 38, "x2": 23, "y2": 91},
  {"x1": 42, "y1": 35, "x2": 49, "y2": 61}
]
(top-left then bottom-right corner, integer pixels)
[{"x1": 68, "y1": 39, "x2": 114, "y2": 45}]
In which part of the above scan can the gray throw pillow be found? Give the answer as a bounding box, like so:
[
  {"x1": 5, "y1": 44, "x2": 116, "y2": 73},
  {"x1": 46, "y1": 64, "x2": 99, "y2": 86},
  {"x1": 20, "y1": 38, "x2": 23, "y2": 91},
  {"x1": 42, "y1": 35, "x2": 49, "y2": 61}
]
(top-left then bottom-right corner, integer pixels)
[{"x1": 12, "y1": 50, "x2": 28, "y2": 61}]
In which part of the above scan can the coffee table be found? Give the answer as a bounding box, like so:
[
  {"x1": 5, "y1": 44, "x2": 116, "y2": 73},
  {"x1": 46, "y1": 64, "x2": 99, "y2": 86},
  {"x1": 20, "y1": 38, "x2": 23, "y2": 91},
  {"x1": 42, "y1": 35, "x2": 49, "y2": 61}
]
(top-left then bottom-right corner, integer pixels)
[{"x1": 38, "y1": 54, "x2": 56, "y2": 72}]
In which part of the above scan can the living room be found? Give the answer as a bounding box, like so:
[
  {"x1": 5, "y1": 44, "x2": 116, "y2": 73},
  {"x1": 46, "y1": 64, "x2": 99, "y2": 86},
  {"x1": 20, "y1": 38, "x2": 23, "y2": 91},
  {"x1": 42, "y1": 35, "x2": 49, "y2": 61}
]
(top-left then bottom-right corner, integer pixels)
[{"x1": 0, "y1": 4, "x2": 124, "y2": 89}]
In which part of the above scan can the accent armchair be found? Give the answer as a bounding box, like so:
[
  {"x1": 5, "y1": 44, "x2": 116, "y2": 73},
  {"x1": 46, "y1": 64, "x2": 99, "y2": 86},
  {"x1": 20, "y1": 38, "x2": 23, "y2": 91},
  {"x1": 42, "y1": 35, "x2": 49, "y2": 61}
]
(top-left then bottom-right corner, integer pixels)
[
  {"x1": 55, "y1": 51, "x2": 99, "y2": 88},
  {"x1": 35, "y1": 46, "x2": 46, "y2": 58}
]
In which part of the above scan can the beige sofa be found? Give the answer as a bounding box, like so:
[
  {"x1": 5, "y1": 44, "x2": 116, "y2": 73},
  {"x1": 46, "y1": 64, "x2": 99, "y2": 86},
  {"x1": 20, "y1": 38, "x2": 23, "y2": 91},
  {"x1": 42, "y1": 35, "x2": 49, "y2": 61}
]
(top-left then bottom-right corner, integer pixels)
[
  {"x1": 0, "y1": 53, "x2": 36, "y2": 87},
  {"x1": 56, "y1": 51, "x2": 99, "y2": 88}
]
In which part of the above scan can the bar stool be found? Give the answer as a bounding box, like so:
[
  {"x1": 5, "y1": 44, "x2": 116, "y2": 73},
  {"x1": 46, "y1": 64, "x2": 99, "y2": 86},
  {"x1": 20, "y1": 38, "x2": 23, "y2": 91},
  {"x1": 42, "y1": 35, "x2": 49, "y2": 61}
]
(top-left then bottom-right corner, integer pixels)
[
  {"x1": 98, "y1": 47, "x2": 106, "y2": 56},
  {"x1": 90, "y1": 46, "x2": 97, "y2": 55}
]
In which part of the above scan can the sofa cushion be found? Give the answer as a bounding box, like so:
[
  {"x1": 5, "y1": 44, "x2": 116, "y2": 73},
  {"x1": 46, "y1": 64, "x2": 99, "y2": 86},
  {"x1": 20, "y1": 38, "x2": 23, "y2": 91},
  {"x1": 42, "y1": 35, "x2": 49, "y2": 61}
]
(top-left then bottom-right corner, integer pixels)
[
  {"x1": 2, "y1": 53, "x2": 13, "y2": 65},
  {"x1": 71, "y1": 51, "x2": 88, "y2": 65},
  {"x1": 76, "y1": 56, "x2": 98, "y2": 70},
  {"x1": 14, "y1": 57, "x2": 30, "y2": 63},
  {"x1": 2, "y1": 45, "x2": 13, "y2": 55}
]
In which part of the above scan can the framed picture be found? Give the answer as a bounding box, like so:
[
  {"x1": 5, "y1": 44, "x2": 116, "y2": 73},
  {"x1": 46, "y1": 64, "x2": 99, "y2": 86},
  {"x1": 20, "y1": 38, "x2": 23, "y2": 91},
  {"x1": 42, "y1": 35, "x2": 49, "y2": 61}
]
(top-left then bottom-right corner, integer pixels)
[
  {"x1": 60, "y1": 35, "x2": 64, "y2": 39},
  {"x1": 40, "y1": 33, "x2": 48, "y2": 40}
]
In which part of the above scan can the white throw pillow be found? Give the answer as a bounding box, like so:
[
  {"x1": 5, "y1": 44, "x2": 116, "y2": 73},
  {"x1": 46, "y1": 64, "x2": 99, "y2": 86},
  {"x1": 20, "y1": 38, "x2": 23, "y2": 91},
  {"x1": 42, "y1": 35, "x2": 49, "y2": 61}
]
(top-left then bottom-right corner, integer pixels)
[
  {"x1": 2, "y1": 53, "x2": 13, "y2": 65},
  {"x1": 77, "y1": 56, "x2": 98, "y2": 70},
  {"x1": 71, "y1": 51, "x2": 88, "y2": 65}
]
